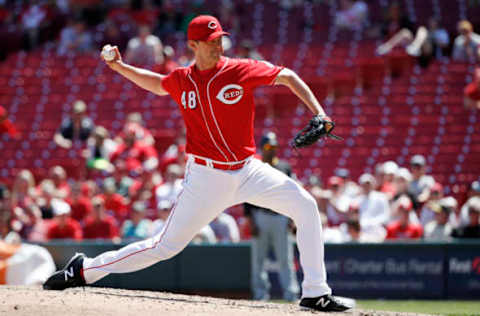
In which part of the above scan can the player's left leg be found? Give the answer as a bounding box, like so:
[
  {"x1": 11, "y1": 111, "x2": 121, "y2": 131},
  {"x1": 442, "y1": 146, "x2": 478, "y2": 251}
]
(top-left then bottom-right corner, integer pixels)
[{"x1": 44, "y1": 159, "x2": 236, "y2": 290}]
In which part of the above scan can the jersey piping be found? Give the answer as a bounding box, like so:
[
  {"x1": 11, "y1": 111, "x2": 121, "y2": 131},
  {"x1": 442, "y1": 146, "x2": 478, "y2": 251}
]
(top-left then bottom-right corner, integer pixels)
[
  {"x1": 187, "y1": 74, "x2": 229, "y2": 162},
  {"x1": 205, "y1": 58, "x2": 239, "y2": 161}
]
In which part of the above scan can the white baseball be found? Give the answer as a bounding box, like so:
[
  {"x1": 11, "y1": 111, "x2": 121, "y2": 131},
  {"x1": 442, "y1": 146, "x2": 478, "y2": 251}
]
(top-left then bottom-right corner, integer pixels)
[{"x1": 102, "y1": 46, "x2": 116, "y2": 61}]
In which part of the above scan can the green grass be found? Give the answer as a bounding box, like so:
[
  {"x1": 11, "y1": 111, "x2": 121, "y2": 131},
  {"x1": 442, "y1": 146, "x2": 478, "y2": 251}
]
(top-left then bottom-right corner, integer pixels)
[{"x1": 357, "y1": 300, "x2": 480, "y2": 316}]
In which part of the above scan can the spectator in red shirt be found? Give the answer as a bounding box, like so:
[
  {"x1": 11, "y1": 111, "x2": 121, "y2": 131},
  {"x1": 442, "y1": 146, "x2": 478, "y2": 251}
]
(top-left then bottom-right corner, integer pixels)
[
  {"x1": 114, "y1": 115, "x2": 155, "y2": 146},
  {"x1": 81, "y1": 180, "x2": 99, "y2": 199},
  {"x1": 0, "y1": 106, "x2": 20, "y2": 139},
  {"x1": 132, "y1": 169, "x2": 163, "y2": 215},
  {"x1": 159, "y1": 135, "x2": 187, "y2": 174},
  {"x1": 386, "y1": 197, "x2": 423, "y2": 240},
  {"x1": 83, "y1": 197, "x2": 119, "y2": 240},
  {"x1": 464, "y1": 68, "x2": 480, "y2": 110},
  {"x1": 67, "y1": 183, "x2": 93, "y2": 224},
  {"x1": 97, "y1": 178, "x2": 129, "y2": 221},
  {"x1": 46, "y1": 199, "x2": 82, "y2": 240},
  {"x1": 110, "y1": 123, "x2": 159, "y2": 176},
  {"x1": 159, "y1": 143, "x2": 181, "y2": 173}
]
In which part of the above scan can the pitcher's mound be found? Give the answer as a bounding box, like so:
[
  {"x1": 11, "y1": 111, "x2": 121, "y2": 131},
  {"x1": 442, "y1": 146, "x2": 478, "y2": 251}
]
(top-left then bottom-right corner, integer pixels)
[{"x1": 0, "y1": 286, "x2": 432, "y2": 316}]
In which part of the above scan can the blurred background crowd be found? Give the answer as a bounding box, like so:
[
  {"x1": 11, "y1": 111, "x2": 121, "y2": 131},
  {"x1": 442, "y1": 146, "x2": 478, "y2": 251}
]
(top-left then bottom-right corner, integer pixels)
[{"x1": 1, "y1": 0, "x2": 480, "y2": 247}]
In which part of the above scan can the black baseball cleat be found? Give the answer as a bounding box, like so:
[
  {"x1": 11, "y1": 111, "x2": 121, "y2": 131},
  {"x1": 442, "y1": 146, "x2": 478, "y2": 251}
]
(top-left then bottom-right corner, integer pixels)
[
  {"x1": 299, "y1": 294, "x2": 354, "y2": 312},
  {"x1": 43, "y1": 253, "x2": 86, "y2": 290}
]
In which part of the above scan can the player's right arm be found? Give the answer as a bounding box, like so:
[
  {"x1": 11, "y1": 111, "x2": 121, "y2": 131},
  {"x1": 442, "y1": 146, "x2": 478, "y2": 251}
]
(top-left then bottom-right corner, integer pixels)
[{"x1": 101, "y1": 45, "x2": 169, "y2": 96}]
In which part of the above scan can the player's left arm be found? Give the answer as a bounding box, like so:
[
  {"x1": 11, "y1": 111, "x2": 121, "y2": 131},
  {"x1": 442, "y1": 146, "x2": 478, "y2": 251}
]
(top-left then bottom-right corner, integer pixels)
[{"x1": 274, "y1": 68, "x2": 327, "y2": 117}]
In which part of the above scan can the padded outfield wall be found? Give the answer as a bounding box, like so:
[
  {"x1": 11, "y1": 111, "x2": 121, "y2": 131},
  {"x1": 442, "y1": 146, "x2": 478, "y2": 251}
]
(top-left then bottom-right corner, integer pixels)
[{"x1": 38, "y1": 241, "x2": 480, "y2": 299}]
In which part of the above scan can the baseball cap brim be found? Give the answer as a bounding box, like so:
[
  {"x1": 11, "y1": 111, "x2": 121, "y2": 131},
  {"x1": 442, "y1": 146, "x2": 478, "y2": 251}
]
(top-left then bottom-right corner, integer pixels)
[{"x1": 205, "y1": 31, "x2": 229, "y2": 41}]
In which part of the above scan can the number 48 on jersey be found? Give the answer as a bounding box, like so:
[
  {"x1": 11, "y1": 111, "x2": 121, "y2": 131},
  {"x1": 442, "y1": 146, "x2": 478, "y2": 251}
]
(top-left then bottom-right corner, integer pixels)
[{"x1": 181, "y1": 91, "x2": 197, "y2": 109}]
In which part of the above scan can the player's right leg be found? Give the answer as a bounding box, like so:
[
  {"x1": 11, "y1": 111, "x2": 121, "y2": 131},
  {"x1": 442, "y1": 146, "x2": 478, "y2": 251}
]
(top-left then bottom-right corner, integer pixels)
[
  {"x1": 237, "y1": 159, "x2": 353, "y2": 311},
  {"x1": 44, "y1": 160, "x2": 234, "y2": 290}
]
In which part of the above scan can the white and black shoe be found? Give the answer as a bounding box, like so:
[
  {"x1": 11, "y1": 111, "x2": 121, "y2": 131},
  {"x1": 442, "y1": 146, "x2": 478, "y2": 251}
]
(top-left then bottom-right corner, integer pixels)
[
  {"x1": 43, "y1": 253, "x2": 86, "y2": 290},
  {"x1": 299, "y1": 294, "x2": 354, "y2": 312}
]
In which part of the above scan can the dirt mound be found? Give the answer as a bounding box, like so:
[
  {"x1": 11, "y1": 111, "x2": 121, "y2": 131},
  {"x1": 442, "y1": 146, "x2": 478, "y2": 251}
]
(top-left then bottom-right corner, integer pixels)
[{"x1": 0, "y1": 286, "x2": 432, "y2": 316}]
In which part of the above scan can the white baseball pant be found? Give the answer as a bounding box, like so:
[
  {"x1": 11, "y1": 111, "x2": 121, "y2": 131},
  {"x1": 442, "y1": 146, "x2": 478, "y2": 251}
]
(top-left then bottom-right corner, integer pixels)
[{"x1": 82, "y1": 156, "x2": 332, "y2": 298}]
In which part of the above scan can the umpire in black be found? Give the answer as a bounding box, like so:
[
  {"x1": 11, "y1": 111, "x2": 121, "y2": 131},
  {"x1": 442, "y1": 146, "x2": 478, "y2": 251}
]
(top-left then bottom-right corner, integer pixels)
[{"x1": 245, "y1": 132, "x2": 300, "y2": 301}]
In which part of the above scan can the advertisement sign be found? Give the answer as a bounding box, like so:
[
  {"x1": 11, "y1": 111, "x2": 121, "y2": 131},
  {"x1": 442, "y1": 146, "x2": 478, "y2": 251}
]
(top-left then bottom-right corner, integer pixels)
[
  {"x1": 268, "y1": 244, "x2": 445, "y2": 299},
  {"x1": 324, "y1": 245, "x2": 444, "y2": 299},
  {"x1": 446, "y1": 244, "x2": 480, "y2": 299}
]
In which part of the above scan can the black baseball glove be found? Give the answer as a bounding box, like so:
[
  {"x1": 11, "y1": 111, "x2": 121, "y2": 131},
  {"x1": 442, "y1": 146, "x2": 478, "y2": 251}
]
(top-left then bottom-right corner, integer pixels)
[{"x1": 292, "y1": 115, "x2": 343, "y2": 148}]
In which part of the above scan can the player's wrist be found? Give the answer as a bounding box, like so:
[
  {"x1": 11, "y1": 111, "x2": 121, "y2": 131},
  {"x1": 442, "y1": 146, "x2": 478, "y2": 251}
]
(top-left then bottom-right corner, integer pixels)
[{"x1": 109, "y1": 60, "x2": 124, "y2": 72}]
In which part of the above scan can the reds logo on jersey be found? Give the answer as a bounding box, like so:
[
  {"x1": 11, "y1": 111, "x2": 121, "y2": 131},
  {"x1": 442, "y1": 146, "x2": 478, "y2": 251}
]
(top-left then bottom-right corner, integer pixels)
[{"x1": 216, "y1": 84, "x2": 244, "y2": 105}]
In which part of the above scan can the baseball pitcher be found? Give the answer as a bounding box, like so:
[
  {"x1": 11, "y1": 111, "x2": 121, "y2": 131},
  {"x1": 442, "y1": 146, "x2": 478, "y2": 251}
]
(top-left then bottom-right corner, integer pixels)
[{"x1": 43, "y1": 15, "x2": 352, "y2": 312}]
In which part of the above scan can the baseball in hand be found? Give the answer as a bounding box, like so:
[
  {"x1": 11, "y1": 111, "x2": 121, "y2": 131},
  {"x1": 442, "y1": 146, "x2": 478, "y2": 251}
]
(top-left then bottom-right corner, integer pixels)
[{"x1": 102, "y1": 45, "x2": 116, "y2": 62}]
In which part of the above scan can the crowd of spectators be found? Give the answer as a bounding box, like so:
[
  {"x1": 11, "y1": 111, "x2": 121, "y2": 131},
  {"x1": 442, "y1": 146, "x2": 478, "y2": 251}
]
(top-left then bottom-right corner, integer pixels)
[
  {"x1": 1, "y1": 1, "x2": 480, "y2": 245},
  {"x1": 311, "y1": 155, "x2": 480, "y2": 243},
  {"x1": 0, "y1": 1, "x2": 479, "y2": 66},
  {"x1": 3, "y1": 0, "x2": 480, "y2": 106},
  {"x1": 2, "y1": 113, "x2": 480, "y2": 244},
  {"x1": 0, "y1": 0, "x2": 228, "y2": 62}
]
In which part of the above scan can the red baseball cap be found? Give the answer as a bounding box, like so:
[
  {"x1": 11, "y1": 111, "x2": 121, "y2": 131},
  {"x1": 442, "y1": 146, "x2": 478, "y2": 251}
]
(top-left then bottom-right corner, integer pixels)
[
  {"x1": 187, "y1": 15, "x2": 229, "y2": 41},
  {"x1": 431, "y1": 182, "x2": 443, "y2": 193}
]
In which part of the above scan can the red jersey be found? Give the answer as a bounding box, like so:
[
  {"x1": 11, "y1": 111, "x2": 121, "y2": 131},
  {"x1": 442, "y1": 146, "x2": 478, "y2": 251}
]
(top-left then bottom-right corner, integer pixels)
[
  {"x1": 83, "y1": 215, "x2": 119, "y2": 240},
  {"x1": 47, "y1": 218, "x2": 83, "y2": 240},
  {"x1": 117, "y1": 123, "x2": 154, "y2": 145},
  {"x1": 97, "y1": 193, "x2": 128, "y2": 220},
  {"x1": 464, "y1": 82, "x2": 480, "y2": 101},
  {"x1": 0, "y1": 119, "x2": 19, "y2": 137},
  {"x1": 161, "y1": 56, "x2": 282, "y2": 162},
  {"x1": 380, "y1": 181, "x2": 396, "y2": 197},
  {"x1": 110, "y1": 142, "x2": 158, "y2": 173},
  {"x1": 68, "y1": 197, "x2": 93, "y2": 223},
  {"x1": 386, "y1": 221, "x2": 423, "y2": 240}
]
